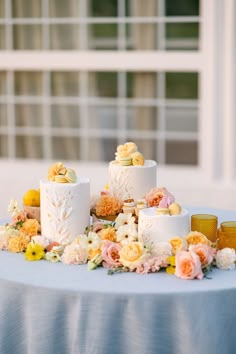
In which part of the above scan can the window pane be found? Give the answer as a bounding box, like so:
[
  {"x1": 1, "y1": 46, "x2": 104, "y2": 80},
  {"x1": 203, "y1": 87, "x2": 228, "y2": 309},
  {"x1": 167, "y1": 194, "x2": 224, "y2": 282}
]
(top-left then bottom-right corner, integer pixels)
[
  {"x1": 14, "y1": 72, "x2": 43, "y2": 96},
  {"x1": 127, "y1": 23, "x2": 158, "y2": 50},
  {"x1": 52, "y1": 137, "x2": 80, "y2": 160},
  {"x1": 0, "y1": 135, "x2": 8, "y2": 157},
  {"x1": 51, "y1": 72, "x2": 79, "y2": 96},
  {"x1": 127, "y1": 73, "x2": 157, "y2": 98},
  {"x1": 166, "y1": 0, "x2": 199, "y2": 16},
  {"x1": 127, "y1": 106, "x2": 158, "y2": 130},
  {"x1": 0, "y1": 72, "x2": 7, "y2": 95},
  {"x1": 16, "y1": 136, "x2": 43, "y2": 158},
  {"x1": 13, "y1": 25, "x2": 42, "y2": 50},
  {"x1": 88, "y1": 72, "x2": 118, "y2": 97},
  {"x1": 15, "y1": 105, "x2": 43, "y2": 126},
  {"x1": 0, "y1": 1, "x2": 5, "y2": 17},
  {"x1": 88, "y1": 138, "x2": 118, "y2": 161},
  {"x1": 88, "y1": 106, "x2": 117, "y2": 129},
  {"x1": 91, "y1": 0, "x2": 118, "y2": 17},
  {"x1": 166, "y1": 72, "x2": 198, "y2": 99},
  {"x1": 166, "y1": 107, "x2": 198, "y2": 132},
  {"x1": 0, "y1": 25, "x2": 6, "y2": 49},
  {"x1": 50, "y1": 25, "x2": 80, "y2": 50},
  {"x1": 0, "y1": 105, "x2": 7, "y2": 125},
  {"x1": 12, "y1": 0, "x2": 41, "y2": 17},
  {"x1": 166, "y1": 23, "x2": 199, "y2": 50},
  {"x1": 49, "y1": 0, "x2": 79, "y2": 17},
  {"x1": 166, "y1": 140, "x2": 198, "y2": 165},
  {"x1": 51, "y1": 106, "x2": 80, "y2": 128}
]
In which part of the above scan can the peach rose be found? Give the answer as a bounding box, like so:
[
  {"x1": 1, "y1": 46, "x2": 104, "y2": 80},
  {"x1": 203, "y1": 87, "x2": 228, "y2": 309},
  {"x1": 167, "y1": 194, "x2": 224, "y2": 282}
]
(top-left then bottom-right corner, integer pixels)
[
  {"x1": 102, "y1": 240, "x2": 122, "y2": 268},
  {"x1": 95, "y1": 195, "x2": 122, "y2": 216},
  {"x1": 189, "y1": 243, "x2": 215, "y2": 268},
  {"x1": 175, "y1": 250, "x2": 204, "y2": 280},
  {"x1": 119, "y1": 241, "x2": 147, "y2": 270},
  {"x1": 20, "y1": 219, "x2": 40, "y2": 237},
  {"x1": 185, "y1": 231, "x2": 210, "y2": 246},
  {"x1": 169, "y1": 237, "x2": 187, "y2": 254},
  {"x1": 145, "y1": 187, "x2": 173, "y2": 207}
]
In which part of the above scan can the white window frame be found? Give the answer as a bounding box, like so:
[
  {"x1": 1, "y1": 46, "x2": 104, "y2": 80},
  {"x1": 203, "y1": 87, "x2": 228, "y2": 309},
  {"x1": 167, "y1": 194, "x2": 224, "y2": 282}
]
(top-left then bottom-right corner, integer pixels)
[{"x1": 0, "y1": 0, "x2": 235, "y2": 210}]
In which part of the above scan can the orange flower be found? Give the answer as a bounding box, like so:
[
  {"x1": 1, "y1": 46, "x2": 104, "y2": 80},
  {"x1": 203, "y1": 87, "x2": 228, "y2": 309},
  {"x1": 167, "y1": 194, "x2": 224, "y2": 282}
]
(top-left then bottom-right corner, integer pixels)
[
  {"x1": 8, "y1": 233, "x2": 30, "y2": 253},
  {"x1": 20, "y1": 219, "x2": 40, "y2": 237},
  {"x1": 95, "y1": 195, "x2": 122, "y2": 216},
  {"x1": 169, "y1": 237, "x2": 187, "y2": 254},
  {"x1": 99, "y1": 227, "x2": 116, "y2": 242},
  {"x1": 88, "y1": 247, "x2": 101, "y2": 260}
]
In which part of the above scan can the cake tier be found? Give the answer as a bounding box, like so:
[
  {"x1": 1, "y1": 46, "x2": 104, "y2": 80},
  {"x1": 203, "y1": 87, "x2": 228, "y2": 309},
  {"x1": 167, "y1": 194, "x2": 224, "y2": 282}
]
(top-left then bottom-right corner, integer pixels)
[
  {"x1": 109, "y1": 160, "x2": 157, "y2": 202},
  {"x1": 138, "y1": 207, "x2": 190, "y2": 243},
  {"x1": 40, "y1": 178, "x2": 90, "y2": 244}
]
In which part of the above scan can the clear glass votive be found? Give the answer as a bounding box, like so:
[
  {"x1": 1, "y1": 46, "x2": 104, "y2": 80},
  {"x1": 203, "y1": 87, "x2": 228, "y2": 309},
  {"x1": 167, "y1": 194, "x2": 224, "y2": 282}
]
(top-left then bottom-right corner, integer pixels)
[
  {"x1": 191, "y1": 214, "x2": 218, "y2": 242},
  {"x1": 217, "y1": 228, "x2": 236, "y2": 250}
]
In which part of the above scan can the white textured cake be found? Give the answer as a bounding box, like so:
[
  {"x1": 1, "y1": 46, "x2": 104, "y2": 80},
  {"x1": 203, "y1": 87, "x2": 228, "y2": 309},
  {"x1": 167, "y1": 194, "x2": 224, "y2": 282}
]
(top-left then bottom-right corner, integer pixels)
[
  {"x1": 138, "y1": 207, "x2": 190, "y2": 243},
  {"x1": 108, "y1": 142, "x2": 157, "y2": 201},
  {"x1": 109, "y1": 160, "x2": 157, "y2": 201},
  {"x1": 40, "y1": 163, "x2": 90, "y2": 244}
]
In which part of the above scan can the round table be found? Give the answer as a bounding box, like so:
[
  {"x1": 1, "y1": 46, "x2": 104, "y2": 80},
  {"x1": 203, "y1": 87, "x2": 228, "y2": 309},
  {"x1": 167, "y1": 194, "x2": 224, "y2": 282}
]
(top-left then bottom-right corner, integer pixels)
[{"x1": 0, "y1": 207, "x2": 236, "y2": 354}]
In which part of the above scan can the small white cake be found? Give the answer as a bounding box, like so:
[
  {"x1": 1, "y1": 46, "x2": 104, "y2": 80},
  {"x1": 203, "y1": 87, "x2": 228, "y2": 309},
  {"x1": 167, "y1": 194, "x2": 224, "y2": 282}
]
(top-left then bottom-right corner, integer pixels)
[
  {"x1": 40, "y1": 177, "x2": 90, "y2": 244},
  {"x1": 138, "y1": 207, "x2": 190, "y2": 243},
  {"x1": 109, "y1": 160, "x2": 157, "y2": 201}
]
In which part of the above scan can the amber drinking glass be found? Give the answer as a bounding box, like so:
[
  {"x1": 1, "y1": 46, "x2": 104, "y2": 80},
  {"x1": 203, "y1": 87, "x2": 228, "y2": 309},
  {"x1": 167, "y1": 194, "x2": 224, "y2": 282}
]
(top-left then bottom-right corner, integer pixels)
[
  {"x1": 191, "y1": 214, "x2": 218, "y2": 242},
  {"x1": 217, "y1": 221, "x2": 236, "y2": 249}
]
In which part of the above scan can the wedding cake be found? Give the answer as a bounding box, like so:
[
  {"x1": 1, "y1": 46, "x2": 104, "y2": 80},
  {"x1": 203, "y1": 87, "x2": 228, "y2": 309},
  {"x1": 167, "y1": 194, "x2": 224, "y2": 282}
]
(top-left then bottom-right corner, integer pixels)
[
  {"x1": 40, "y1": 162, "x2": 90, "y2": 244},
  {"x1": 109, "y1": 142, "x2": 157, "y2": 201}
]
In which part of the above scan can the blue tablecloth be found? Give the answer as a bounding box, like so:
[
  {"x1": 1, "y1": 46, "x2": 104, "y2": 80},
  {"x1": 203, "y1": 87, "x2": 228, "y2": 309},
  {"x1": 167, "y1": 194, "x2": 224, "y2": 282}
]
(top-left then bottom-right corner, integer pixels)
[{"x1": 0, "y1": 207, "x2": 236, "y2": 354}]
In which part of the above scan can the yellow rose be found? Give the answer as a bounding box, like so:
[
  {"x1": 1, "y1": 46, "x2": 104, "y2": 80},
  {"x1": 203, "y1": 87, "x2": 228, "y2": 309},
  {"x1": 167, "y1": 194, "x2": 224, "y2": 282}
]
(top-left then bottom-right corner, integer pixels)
[
  {"x1": 185, "y1": 231, "x2": 210, "y2": 246},
  {"x1": 119, "y1": 242, "x2": 147, "y2": 270},
  {"x1": 131, "y1": 152, "x2": 145, "y2": 166},
  {"x1": 88, "y1": 247, "x2": 101, "y2": 261},
  {"x1": 169, "y1": 237, "x2": 187, "y2": 254}
]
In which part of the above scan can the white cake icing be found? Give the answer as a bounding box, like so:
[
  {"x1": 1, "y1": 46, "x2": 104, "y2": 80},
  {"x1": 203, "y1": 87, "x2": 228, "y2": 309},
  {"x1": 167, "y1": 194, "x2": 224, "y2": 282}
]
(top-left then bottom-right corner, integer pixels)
[
  {"x1": 40, "y1": 177, "x2": 90, "y2": 244},
  {"x1": 109, "y1": 160, "x2": 157, "y2": 201},
  {"x1": 138, "y1": 207, "x2": 190, "y2": 243}
]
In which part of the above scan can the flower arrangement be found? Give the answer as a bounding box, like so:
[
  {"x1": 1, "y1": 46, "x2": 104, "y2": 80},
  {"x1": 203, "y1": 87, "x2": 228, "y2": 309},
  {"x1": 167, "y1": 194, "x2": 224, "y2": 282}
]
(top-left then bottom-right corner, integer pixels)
[{"x1": 1, "y1": 201, "x2": 235, "y2": 279}]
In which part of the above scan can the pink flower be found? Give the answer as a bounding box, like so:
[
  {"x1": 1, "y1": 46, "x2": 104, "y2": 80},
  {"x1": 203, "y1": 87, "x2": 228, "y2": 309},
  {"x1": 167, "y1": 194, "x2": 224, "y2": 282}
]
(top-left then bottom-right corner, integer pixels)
[
  {"x1": 136, "y1": 255, "x2": 168, "y2": 274},
  {"x1": 189, "y1": 243, "x2": 215, "y2": 268},
  {"x1": 102, "y1": 240, "x2": 122, "y2": 268},
  {"x1": 61, "y1": 243, "x2": 88, "y2": 265},
  {"x1": 175, "y1": 250, "x2": 204, "y2": 280},
  {"x1": 145, "y1": 187, "x2": 175, "y2": 207}
]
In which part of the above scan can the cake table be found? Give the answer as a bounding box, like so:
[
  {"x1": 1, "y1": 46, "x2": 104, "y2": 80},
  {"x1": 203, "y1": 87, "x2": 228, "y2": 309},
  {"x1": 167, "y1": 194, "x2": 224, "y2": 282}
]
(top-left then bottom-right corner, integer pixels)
[{"x1": 0, "y1": 206, "x2": 236, "y2": 354}]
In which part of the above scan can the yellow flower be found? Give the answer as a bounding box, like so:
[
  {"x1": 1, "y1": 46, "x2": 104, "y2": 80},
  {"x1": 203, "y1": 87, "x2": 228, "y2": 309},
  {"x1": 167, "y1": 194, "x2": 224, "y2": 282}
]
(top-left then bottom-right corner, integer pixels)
[
  {"x1": 20, "y1": 219, "x2": 40, "y2": 237},
  {"x1": 186, "y1": 231, "x2": 210, "y2": 246},
  {"x1": 48, "y1": 162, "x2": 65, "y2": 181},
  {"x1": 7, "y1": 233, "x2": 30, "y2": 253},
  {"x1": 169, "y1": 237, "x2": 187, "y2": 254},
  {"x1": 99, "y1": 227, "x2": 116, "y2": 242},
  {"x1": 88, "y1": 247, "x2": 101, "y2": 261},
  {"x1": 119, "y1": 242, "x2": 147, "y2": 270},
  {"x1": 166, "y1": 266, "x2": 175, "y2": 275},
  {"x1": 23, "y1": 189, "x2": 40, "y2": 207},
  {"x1": 131, "y1": 151, "x2": 145, "y2": 166},
  {"x1": 167, "y1": 255, "x2": 176, "y2": 267},
  {"x1": 25, "y1": 243, "x2": 45, "y2": 261}
]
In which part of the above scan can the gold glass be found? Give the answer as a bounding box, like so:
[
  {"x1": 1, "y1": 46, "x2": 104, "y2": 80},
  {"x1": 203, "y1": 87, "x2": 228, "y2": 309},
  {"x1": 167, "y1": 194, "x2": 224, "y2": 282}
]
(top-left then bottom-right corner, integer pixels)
[
  {"x1": 217, "y1": 221, "x2": 236, "y2": 249},
  {"x1": 191, "y1": 214, "x2": 218, "y2": 242}
]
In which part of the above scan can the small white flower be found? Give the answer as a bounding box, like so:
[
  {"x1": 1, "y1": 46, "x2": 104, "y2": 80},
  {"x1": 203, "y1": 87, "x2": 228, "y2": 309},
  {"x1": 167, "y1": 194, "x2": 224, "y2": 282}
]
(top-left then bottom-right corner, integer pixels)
[
  {"x1": 8, "y1": 199, "x2": 22, "y2": 214},
  {"x1": 31, "y1": 235, "x2": 50, "y2": 248},
  {"x1": 114, "y1": 213, "x2": 135, "y2": 229},
  {"x1": 152, "y1": 242, "x2": 172, "y2": 257},
  {"x1": 87, "y1": 232, "x2": 102, "y2": 249},
  {"x1": 116, "y1": 224, "x2": 138, "y2": 245},
  {"x1": 45, "y1": 251, "x2": 61, "y2": 263},
  {"x1": 215, "y1": 248, "x2": 236, "y2": 270}
]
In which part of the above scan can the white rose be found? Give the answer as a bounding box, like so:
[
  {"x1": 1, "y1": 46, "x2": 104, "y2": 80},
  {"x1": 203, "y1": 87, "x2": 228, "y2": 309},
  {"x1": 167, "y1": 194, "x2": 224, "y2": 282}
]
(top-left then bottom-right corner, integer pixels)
[{"x1": 215, "y1": 248, "x2": 236, "y2": 270}]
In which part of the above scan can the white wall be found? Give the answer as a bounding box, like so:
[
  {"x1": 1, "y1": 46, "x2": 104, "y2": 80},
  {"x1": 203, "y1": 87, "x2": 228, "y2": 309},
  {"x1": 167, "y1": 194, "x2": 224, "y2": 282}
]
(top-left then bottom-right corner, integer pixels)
[{"x1": 0, "y1": 159, "x2": 235, "y2": 218}]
